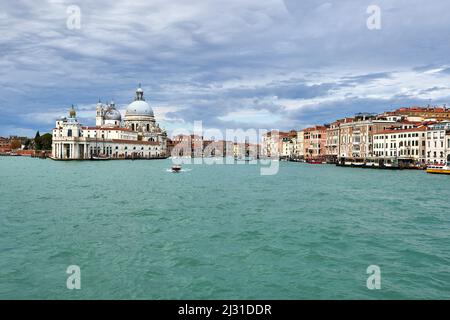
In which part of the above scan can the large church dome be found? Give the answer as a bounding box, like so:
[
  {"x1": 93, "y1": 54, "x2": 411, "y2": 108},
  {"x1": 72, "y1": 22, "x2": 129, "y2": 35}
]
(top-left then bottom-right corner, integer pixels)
[
  {"x1": 125, "y1": 85, "x2": 154, "y2": 117},
  {"x1": 126, "y1": 100, "x2": 154, "y2": 117}
]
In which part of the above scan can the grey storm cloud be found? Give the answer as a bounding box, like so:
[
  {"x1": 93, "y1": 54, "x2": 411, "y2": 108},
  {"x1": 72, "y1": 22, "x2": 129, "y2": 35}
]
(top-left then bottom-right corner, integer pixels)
[{"x1": 1, "y1": 0, "x2": 450, "y2": 136}]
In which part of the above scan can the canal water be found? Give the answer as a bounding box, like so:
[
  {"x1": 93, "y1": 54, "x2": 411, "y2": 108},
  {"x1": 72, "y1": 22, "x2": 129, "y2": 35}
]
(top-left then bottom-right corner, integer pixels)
[{"x1": 0, "y1": 157, "x2": 449, "y2": 299}]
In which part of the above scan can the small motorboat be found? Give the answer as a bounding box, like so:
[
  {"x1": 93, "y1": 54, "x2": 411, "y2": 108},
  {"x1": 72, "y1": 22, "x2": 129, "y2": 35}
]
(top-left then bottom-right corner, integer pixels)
[
  {"x1": 171, "y1": 165, "x2": 182, "y2": 173},
  {"x1": 91, "y1": 154, "x2": 111, "y2": 161}
]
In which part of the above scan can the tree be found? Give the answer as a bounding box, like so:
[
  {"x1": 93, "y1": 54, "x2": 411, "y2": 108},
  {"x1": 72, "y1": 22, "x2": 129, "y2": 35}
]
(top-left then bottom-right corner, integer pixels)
[
  {"x1": 39, "y1": 133, "x2": 52, "y2": 150},
  {"x1": 34, "y1": 131, "x2": 42, "y2": 150},
  {"x1": 23, "y1": 138, "x2": 32, "y2": 150},
  {"x1": 10, "y1": 139, "x2": 22, "y2": 150}
]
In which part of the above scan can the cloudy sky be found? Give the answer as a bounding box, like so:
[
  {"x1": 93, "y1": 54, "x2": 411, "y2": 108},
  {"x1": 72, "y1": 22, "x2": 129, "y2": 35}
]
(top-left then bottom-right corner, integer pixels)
[{"x1": 1, "y1": 0, "x2": 450, "y2": 137}]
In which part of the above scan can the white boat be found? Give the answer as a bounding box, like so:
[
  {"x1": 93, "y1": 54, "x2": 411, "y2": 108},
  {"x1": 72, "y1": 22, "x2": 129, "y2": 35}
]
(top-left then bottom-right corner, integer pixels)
[
  {"x1": 91, "y1": 154, "x2": 110, "y2": 161},
  {"x1": 426, "y1": 163, "x2": 450, "y2": 175}
]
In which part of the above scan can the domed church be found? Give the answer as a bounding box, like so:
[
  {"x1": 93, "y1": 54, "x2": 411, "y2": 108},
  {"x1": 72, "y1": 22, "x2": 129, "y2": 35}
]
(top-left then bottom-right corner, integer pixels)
[
  {"x1": 124, "y1": 84, "x2": 160, "y2": 134},
  {"x1": 52, "y1": 85, "x2": 168, "y2": 160}
]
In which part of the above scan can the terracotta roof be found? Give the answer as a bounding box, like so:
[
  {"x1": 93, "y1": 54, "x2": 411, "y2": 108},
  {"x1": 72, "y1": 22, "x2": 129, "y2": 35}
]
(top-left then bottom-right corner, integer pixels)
[
  {"x1": 376, "y1": 126, "x2": 427, "y2": 135},
  {"x1": 390, "y1": 106, "x2": 450, "y2": 113},
  {"x1": 304, "y1": 125, "x2": 328, "y2": 132},
  {"x1": 398, "y1": 120, "x2": 421, "y2": 124}
]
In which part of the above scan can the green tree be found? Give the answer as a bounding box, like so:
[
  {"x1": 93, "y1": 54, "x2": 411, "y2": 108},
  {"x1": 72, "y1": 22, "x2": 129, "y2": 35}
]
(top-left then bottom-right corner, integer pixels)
[
  {"x1": 23, "y1": 138, "x2": 32, "y2": 150},
  {"x1": 39, "y1": 133, "x2": 52, "y2": 150},
  {"x1": 34, "y1": 131, "x2": 42, "y2": 150}
]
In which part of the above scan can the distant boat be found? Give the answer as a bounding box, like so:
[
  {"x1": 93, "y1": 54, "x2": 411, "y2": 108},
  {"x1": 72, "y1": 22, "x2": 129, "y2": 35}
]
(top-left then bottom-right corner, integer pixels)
[
  {"x1": 171, "y1": 165, "x2": 182, "y2": 173},
  {"x1": 91, "y1": 154, "x2": 110, "y2": 161},
  {"x1": 426, "y1": 163, "x2": 450, "y2": 175},
  {"x1": 306, "y1": 159, "x2": 322, "y2": 164}
]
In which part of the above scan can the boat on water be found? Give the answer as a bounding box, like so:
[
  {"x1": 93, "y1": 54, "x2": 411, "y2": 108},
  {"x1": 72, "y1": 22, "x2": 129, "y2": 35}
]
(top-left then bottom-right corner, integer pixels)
[
  {"x1": 91, "y1": 154, "x2": 110, "y2": 161},
  {"x1": 426, "y1": 163, "x2": 450, "y2": 175},
  {"x1": 171, "y1": 165, "x2": 182, "y2": 173},
  {"x1": 306, "y1": 159, "x2": 322, "y2": 164}
]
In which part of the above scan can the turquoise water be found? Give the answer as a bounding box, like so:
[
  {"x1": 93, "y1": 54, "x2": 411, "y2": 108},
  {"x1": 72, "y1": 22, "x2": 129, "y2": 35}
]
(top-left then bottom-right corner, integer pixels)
[{"x1": 0, "y1": 157, "x2": 449, "y2": 299}]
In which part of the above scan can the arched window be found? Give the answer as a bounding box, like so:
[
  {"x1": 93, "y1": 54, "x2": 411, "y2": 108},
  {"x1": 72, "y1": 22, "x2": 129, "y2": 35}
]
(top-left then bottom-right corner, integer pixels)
[
  {"x1": 147, "y1": 124, "x2": 150, "y2": 131},
  {"x1": 131, "y1": 124, "x2": 135, "y2": 131}
]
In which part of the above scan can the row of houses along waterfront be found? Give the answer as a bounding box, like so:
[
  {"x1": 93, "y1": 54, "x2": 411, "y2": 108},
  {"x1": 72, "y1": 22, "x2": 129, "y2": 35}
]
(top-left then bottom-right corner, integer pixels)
[
  {"x1": 262, "y1": 107, "x2": 450, "y2": 166},
  {"x1": 167, "y1": 135, "x2": 260, "y2": 159}
]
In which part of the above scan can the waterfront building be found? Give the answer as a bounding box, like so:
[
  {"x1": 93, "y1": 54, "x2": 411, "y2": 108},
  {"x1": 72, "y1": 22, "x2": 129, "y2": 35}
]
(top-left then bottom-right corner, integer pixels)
[
  {"x1": 247, "y1": 143, "x2": 260, "y2": 159},
  {"x1": 233, "y1": 142, "x2": 244, "y2": 158},
  {"x1": 303, "y1": 125, "x2": 328, "y2": 160},
  {"x1": 0, "y1": 137, "x2": 11, "y2": 153},
  {"x1": 262, "y1": 131, "x2": 288, "y2": 158},
  {"x1": 261, "y1": 131, "x2": 272, "y2": 158},
  {"x1": 166, "y1": 138, "x2": 176, "y2": 156},
  {"x1": 203, "y1": 140, "x2": 232, "y2": 157},
  {"x1": 262, "y1": 131, "x2": 295, "y2": 158},
  {"x1": 426, "y1": 122, "x2": 450, "y2": 164},
  {"x1": 171, "y1": 134, "x2": 203, "y2": 157},
  {"x1": 202, "y1": 139, "x2": 214, "y2": 156},
  {"x1": 291, "y1": 130, "x2": 304, "y2": 160},
  {"x1": 281, "y1": 137, "x2": 294, "y2": 159},
  {"x1": 232, "y1": 141, "x2": 259, "y2": 159},
  {"x1": 52, "y1": 86, "x2": 168, "y2": 160},
  {"x1": 325, "y1": 119, "x2": 349, "y2": 162},
  {"x1": 338, "y1": 114, "x2": 397, "y2": 159},
  {"x1": 447, "y1": 130, "x2": 450, "y2": 163},
  {"x1": 373, "y1": 126, "x2": 427, "y2": 165}
]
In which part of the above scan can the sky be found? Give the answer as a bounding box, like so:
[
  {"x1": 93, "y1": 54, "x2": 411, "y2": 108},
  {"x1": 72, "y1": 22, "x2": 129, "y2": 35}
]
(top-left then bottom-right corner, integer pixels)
[{"x1": 1, "y1": 0, "x2": 450, "y2": 137}]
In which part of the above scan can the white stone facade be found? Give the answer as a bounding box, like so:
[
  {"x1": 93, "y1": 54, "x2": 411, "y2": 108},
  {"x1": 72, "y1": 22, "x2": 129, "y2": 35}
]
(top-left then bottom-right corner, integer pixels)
[
  {"x1": 426, "y1": 122, "x2": 450, "y2": 164},
  {"x1": 373, "y1": 127, "x2": 427, "y2": 164},
  {"x1": 52, "y1": 86, "x2": 167, "y2": 160}
]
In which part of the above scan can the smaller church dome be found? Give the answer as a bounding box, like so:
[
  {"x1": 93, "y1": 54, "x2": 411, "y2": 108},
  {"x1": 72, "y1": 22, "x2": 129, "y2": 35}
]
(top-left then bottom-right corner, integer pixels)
[
  {"x1": 104, "y1": 108, "x2": 122, "y2": 121},
  {"x1": 69, "y1": 105, "x2": 76, "y2": 118}
]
